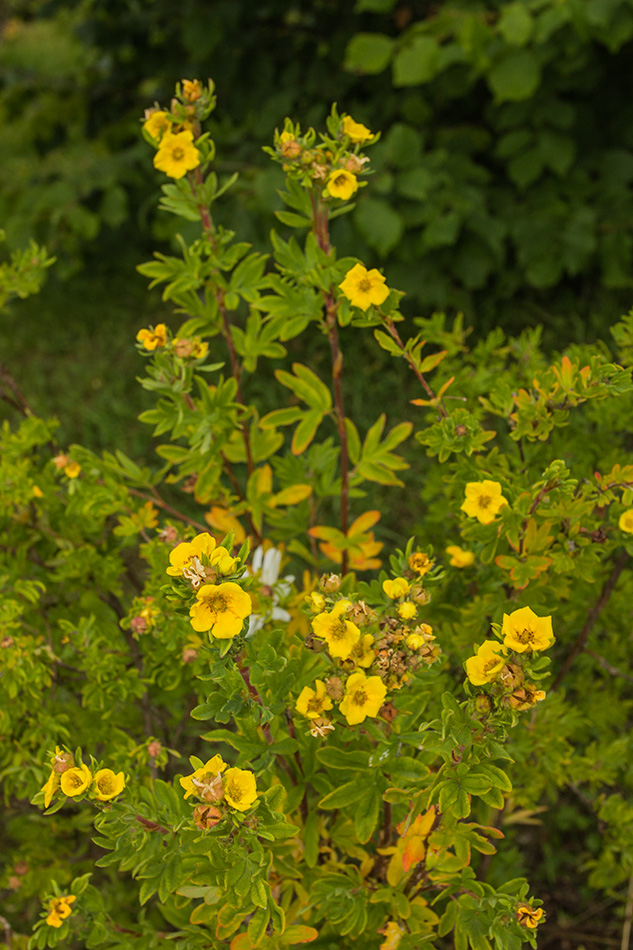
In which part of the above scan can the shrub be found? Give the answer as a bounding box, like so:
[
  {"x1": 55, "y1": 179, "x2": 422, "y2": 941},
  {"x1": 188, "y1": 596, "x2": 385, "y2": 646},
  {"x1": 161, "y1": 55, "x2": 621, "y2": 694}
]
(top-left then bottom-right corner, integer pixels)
[{"x1": 2, "y1": 79, "x2": 633, "y2": 950}]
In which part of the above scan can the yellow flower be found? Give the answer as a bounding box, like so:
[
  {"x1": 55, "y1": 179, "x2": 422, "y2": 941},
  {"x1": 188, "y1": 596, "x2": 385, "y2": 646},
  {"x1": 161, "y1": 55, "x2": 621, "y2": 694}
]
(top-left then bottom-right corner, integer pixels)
[
  {"x1": 397, "y1": 601, "x2": 416, "y2": 620},
  {"x1": 223, "y1": 767, "x2": 257, "y2": 811},
  {"x1": 339, "y1": 263, "x2": 390, "y2": 311},
  {"x1": 64, "y1": 461, "x2": 81, "y2": 479},
  {"x1": 349, "y1": 633, "x2": 376, "y2": 668},
  {"x1": 461, "y1": 480, "x2": 508, "y2": 524},
  {"x1": 143, "y1": 110, "x2": 171, "y2": 141},
  {"x1": 408, "y1": 552, "x2": 433, "y2": 575},
  {"x1": 180, "y1": 755, "x2": 227, "y2": 800},
  {"x1": 342, "y1": 115, "x2": 373, "y2": 144},
  {"x1": 516, "y1": 904, "x2": 544, "y2": 928},
  {"x1": 41, "y1": 770, "x2": 60, "y2": 808},
  {"x1": 93, "y1": 769, "x2": 126, "y2": 802},
  {"x1": 167, "y1": 532, "x2": 238, "y2": 583},
  {"x1": 339, "y1": 671, "x2": 387, "y2": 725},
  {"x1": 383, "y1": 577, "x2": 409, "y2": 599},
  {"x1": 446, "y1": 544, "x2": 475, "y2": 568},
  {"x1": 189, "y1": 582, "x2": 252, "y2": 638},
  {"x1": 296, "y1": 679, "x2": 333, "y2": 719},
  {"x1": 181, "y1": 79, "x2": 202, "y2": 101},
  {"x1": 327, "y1": 169, "x2": 358, "y2": 200},
  {"x1": 502, "y1": 606, "x2": 554, "y2": 653},
  {"x1": 619, "y1": 509, "x2": 633, "y2": 533},
  {"x1": 32, "y1": 484, "x2": 44, "y2": 498},
  {"x1": 60, "y1": 764, "x2": 92, "y2": 797},
  {"x1": 153, "y1": 130, "x2": 201, "y2": 180},
  {"x1": 137, "y1": 324, "x2": 168, "y2": 350},
  {"x1": 311, "y1": 600, "x2": 361, "y2": 659},
  {"x1": 465, "y1": 641, "x2": 507, "y2": 686},
  {"x1": 46, "y1": 895, "x2": 76, "y2": 928},
  {"x1": 192, "y1": 339, "x2": 208, "y2": 359}
]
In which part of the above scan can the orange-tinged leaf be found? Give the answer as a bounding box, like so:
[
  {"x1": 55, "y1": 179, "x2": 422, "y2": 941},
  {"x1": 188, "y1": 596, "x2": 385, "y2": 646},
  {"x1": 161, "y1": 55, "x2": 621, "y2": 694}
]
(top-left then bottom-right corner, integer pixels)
[
  {"x1": 348, "y1": 510, "x2": 381, "y2": 535},
  {"x1": 418, "y1": 350, "x2": 447, "y2": 374},
  {"x1": 273, "y1": 484, "x2": 313, "y2": 506},
  {"x1": 308, "y1": 525, "x2": 344, "y2": 543},
  {"x1": 437, "y1": 375, "x2": 455, "y2": 399},
  {"x1": 281, "y1": 925, "x2": 319, "y2": 944},
  {"x1": 231, "y1": 936, "x2": 253, "y2": 950},
  {"x1": 402, "y1": 836, "x2": 426, "y2": 872}
]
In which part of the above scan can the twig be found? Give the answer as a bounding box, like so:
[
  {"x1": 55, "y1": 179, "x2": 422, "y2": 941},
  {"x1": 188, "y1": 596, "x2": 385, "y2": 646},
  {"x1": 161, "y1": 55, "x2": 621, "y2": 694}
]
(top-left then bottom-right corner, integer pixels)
[
  {"x1": 552, "y1": 549, "x2": 629, "y2": 690},
  {"x1": 0, "y1": 914, "x2": 12, "y2": 950},
  {"x1": 0, "y1": 360, "x2": 33, "y2": 416},
  {"x1": 587, "y1": 650, "x2": 633, "y2": 684},
  {"x1": 383, "y1": 318, "x2": 447, "y2": 417},
  {"x1": 325, "y1": 296, "x2": 350, "y2": 575}
]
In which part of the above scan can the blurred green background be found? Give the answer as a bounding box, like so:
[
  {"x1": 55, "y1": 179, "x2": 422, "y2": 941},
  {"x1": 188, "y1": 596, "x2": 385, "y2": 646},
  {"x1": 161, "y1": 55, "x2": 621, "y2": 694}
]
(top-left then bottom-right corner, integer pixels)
[{"x1": 3, "y1": 0, "x2": 633, "y2": 455}]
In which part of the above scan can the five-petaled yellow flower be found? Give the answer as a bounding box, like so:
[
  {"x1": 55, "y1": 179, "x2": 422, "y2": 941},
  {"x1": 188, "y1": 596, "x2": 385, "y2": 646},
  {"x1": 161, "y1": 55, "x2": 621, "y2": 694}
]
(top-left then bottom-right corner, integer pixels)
[
  {"x1": 60, "y1": 764, "x2": 92, "y2": 797},
  {"x1": 167, "y1": 531, "x2": 237, "y2": 584},
  {"x1": 465, "y1": 640, "x2": 507, "y2": 686},
  {"x1": 189, "y1": 582, "x2": 252, "y2": 638},
  {"x1": 408, "y1": 552, "x2": 433, "y2": 576},
  {"x1": 446, "y1": 544, "x2": 475, "y2": 568},
  {"x1": 46, "y1": 895, "x2": 76, "y2": 928},
  {"x1": 296, "y1": 679, "x2": 333, "y2": 719},
  {"x1": 340, "y1": 671, "x2": 387, "y2": 725},
  {"x1": 516, "y1": 904, "x2": 544, "y2": 928},
  {"x1": 154, "y1": 130, "x2": 201, "y2": 180},
  {"x1": 64, "y1": 461, "x2": 81, "y2": 479},
  {"x1": 137, "y1": 324, "x2": 168, "y2": 350},
  {"x1": 339, "y1": 263, "x2": 390, "y2": 311},
  {"x1": 327, "y1": 169, "x2": 358, "y2": 200},
  {"x1": 311, "y1": 600, "x2": 361, "y2": 659},
  {"x1": 180, "y1": 755, "x2": 227, "y2": 800},
  {"x1": 619, "y1": 509, "x2": 633, "y2": 533},
  {"x1": 143, "y1": 110, "x2": 171, "y2": 141},
  {"x1": 223, "y1": 767, "x2": 257, "y2": 811},
  {"x1": 383, "y1": 577, "x2": 409, "y2": 599},
  {"x1": 461, "y1": 480, "x2": 508, "y2": 524},
  {"x1": 502, "y1": 606, "x2": 554, "y2": 653},
  {"x1": 342, "y1": 115, "x2": 372, "y2": 143},
  {"x1": 93, "y1": 769, "x2": 126, "y2": 802}
]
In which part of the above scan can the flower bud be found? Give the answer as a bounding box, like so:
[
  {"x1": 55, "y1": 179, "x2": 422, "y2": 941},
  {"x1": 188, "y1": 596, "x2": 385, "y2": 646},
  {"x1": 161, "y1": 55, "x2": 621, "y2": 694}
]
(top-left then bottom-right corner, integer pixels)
[
  {"x1": 309, "y1": 716, "x2": 335, "y2": 738},
  {"x1": 159, "y1": 525, "x2": 179, "y2": 544},
  {"x1": 182, "y1": 647, "x2": 198, "y2": 663},
  {"x1": 324, "y1": 676, "x2": 344, "y2": 701},
  {"x1": 379, "y1": 701, "x2": 398, "y2": 722},
  {"x1": 1, "y1": 635, "x2": 14, "y2": 649},
  {"x1": 320, "y1": 573, "x2": 341, "y2": 593},
  {"x1": 52, "y1": 751, "x2": 74, "y2": 774},
  {"x1": 147, "y1": 741, "x2": 162, "y2": 759},
  {"x1": 130, "y1": 615, "x2": 148, "y2": 635}
]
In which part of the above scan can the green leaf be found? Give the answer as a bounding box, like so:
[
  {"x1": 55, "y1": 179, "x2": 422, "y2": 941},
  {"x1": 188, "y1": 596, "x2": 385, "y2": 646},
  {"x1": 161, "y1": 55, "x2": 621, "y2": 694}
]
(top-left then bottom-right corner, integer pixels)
[
  {"x1": 393, "y1": 35, "x2": 440, "y2": 86},
  {"x1": 488, "y1": 49, "x2": 541, "y2": 102},
  {"x1": 316, "y1": 747, "x2": 371, "y2": 771},
  {"x1": 498, "y1": 3, "x2": 533, "y2": 45},
  {"x1": 354, "y1": 787, "x2": 381, "y2": 843},
  {"x1": 318, "y1": 780, "x2": 367, "y2": 809},
  {"x1": 344, "y1": 32, "x2": 394, "y2": 74},
  {"x1": 292, "y1": 409, "x2": 324, "y2": 455},
  {"x1": 354, "y1": 199, "x2": 404, "y2": 257}
]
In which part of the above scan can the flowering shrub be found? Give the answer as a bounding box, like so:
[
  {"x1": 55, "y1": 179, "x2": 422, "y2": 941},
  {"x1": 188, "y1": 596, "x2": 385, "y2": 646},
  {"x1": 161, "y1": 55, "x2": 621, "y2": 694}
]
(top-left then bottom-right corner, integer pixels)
[{"x1": 2, "y1": 79, "x2": 633, "y2": 950}]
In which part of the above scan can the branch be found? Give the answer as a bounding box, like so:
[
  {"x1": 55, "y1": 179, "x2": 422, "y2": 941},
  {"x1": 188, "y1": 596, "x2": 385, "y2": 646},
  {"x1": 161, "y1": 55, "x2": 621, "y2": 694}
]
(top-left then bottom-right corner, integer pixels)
[{"x1": 552, "y1": 549, "x2": 629, "y2": 691}]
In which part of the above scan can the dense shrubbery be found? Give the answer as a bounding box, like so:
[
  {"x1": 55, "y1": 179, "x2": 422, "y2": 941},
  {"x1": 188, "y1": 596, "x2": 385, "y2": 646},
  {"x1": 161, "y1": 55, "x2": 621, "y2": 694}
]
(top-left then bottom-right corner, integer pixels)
[
  {"x1": 3, "y1": 0, "x2": 633, "y2": 326},
  {"x1": 2, "y1": 79, "x2": 633, "y2": 950}
]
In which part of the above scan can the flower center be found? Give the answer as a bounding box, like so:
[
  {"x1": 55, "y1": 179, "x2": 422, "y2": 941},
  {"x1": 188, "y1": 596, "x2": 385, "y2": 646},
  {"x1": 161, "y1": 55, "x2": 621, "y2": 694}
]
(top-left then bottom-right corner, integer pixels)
[
  {"x1": 172, "y1": 147, "x2": 185, "y2": 161},
  {"x1": 227, "y1": 780, "x2": 241, "y2": 802},
  {"x1": 357, "y1": 278, "x2": 372, "y2": 293},
  {"x1": 333, "y1": 173, "x2": 347, "y2": 186},
  {"x1": 515, "y1": 627, "x2": 534, "y2": 644},
  {"x1": 99, "y1": 776, "x2": 114, "y2": 794},
  {"x1": 477, "y1": 494, "x2": 491, "y2": 509},
  {"x1": 331, "y1": 619, "x2": 348, "y2": 640},
  {"x1": 352, "y1": 689, "x2": 367, "y2": 706},
  {"x1": 205, "y1": 593, "x2": 228, "y2": 612},
  {"x1": 307, "y1": 697, "x2": 322, "y2": 712}
]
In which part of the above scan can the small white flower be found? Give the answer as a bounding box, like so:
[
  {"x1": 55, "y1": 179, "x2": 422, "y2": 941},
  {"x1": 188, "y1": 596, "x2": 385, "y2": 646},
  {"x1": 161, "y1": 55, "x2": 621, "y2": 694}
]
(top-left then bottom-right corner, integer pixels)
[{"x1": 246, "y1": 545, "x2": 294, "y2": 636}]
